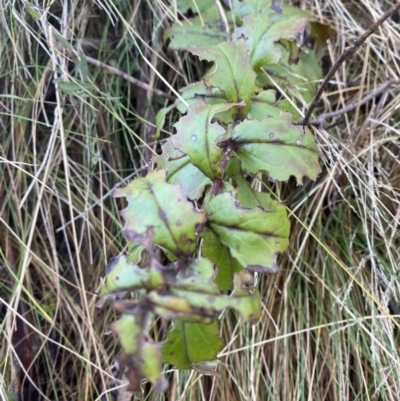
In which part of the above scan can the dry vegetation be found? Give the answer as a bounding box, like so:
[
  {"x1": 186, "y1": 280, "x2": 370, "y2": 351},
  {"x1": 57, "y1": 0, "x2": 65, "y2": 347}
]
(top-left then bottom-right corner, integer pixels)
[{"x1": 0, "y1": 0, "x2": 400, "y2": 400}]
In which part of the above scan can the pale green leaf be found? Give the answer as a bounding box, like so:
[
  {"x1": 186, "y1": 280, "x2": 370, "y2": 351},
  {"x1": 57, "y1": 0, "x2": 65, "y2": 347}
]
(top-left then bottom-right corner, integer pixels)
[
  {"x1": 114, "y1": 170, "x2": 206, "y2": 256},
  {"x1": 164, "y1": 9, "x2": 229, "y2": 49},
  {"x1": 172, "y1": 102, "x2": 238, "y2": 180},
  {"x1": 226, "y1": 158, "x2": 279, "y2": 210},
  {"x1": 205, "y1": 192, "x2": 290, "y2": 272},
  {"x1": 188, "y1": 40, "x2": 258, "y2": 115},
  {"x1": 231, "y1": 113, "x2": 320, "y2": 183},
  {"x1": 156, "y1": 139, "x2": 211, "y2": 200},
  {"x1": 248, "y1": 90, "x2": 281, "y2": 120}
]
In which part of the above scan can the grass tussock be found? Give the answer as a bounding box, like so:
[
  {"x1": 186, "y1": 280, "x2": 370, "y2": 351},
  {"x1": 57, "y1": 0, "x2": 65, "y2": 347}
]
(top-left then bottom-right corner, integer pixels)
[{"x1": 0, "y1": 0, "x2": 399, "y2": 400}]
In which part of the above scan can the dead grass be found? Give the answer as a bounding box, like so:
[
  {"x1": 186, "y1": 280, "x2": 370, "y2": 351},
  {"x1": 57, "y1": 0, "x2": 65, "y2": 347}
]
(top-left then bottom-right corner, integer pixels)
[{"x1": 0, "y1": 0, "x2": 399, "y2": 400}]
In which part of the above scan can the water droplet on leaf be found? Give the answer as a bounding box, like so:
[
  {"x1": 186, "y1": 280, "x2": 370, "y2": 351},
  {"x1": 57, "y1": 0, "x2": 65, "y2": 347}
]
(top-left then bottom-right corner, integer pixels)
[
  {"x1": 296, "y1": 139, "x2": 302, "y2": 145},
  {"x1": 191, "y1": 135, "x2": 197, "y2": 141},
  {"x1": 269, "y1": 132, "x2": 274, "y2": 138}
]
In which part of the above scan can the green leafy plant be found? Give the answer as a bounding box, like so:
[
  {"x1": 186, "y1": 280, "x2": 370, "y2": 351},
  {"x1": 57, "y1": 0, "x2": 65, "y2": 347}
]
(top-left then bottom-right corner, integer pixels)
[{"x1": 98, "y1": 0, "x2": 327, "y2": 392}]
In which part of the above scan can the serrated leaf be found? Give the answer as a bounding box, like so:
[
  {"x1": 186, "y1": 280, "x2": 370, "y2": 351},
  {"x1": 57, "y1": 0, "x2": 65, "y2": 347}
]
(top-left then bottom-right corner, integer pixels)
[
  {"x1": 189, "y1": 40, "x2": 258, "y2": 116},
  {"x1": 111, "y1": 314, "x2": 167, "y2": 392},
  {"x1": 231, "y1": 114, "x2": 320, "y2": 183},
  {"x1": 172, "y1": 102, "x2": 238, "y2": 180},
  {"x1": 202, "y1": 228, "x2": 242, "y2": 291},
  {"x1": 162, "y1": 320, "x2": 223, "y2": 369},
  {"x1": 248, "y1": 90, "x2": 281, "y2": 120},
  {"x1": 164, "y1": 8, "x2": 229, "y2": 49},
  {"x1": 205, "y1": 192, "x2": 290, "y2": 272},
  {"x1": 157, "y1": 139, "x2": 211, "y2": 200},
  {"x1": 114, "y1": 170, "x2": 206, "y2": 256},
  {"x1": 233, "y1": 13, "x2": 282, "y2": 71}
]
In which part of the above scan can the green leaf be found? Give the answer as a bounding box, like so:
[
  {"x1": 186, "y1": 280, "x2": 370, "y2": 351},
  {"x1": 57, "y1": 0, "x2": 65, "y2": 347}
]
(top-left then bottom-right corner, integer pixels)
[
  {"x1": 53, "y1": 79, "x2": 92, "y2": 95},
  {"x1": 248, "y1": 90, "x2": 281, "y2": 120},
  {"x1": 100, "y1": 255, "x2": 149, "y2": 297},
  {"x1": 156, "y1": 139, "x2": 211, "y2": 200},
  {"x1": 233, "y1": 13, "x2": 282, "y2": 71},
  {"x1": 231, "y1": 113, "x2": 320, "y2": 183},
  {"x1": 111, "y1": 314, "x2": 167, "y2": 392},
  {"x1": 155, "y1": 104, "x2": 175, "y2": 139},
  {"x1": 176, "y1": 82, "x2": 227, "y2": 114},
  {"x1": 202, "y1": 228, "x2": 242, "y2": 291},
  {"x1": 172, "y1": 102, "x2": 238, "y2": 180},
  {"x1": 162, "y1": 320, "x2": 223, "y2": 369},
  {"x1": 164, "y1": 8, "x2": 229, "y2": 50},
  {"x1": 76, "y1": 54, "x2": 89, "y2": 81},
  {"x1": 205, "y1": 192, "x2": 290, "y2": 272},
  {"x1": 100, "y1": 254, "x2": 168, "y2": 298},
  {"x1": 126, "y1": 242, "x2": 144, "y2": 265},
  {"x1": 226, "y1": 158, "x2": 279, "y2": 210},
  {"x1": 188, "y1": 40, "x2": 258, "y2": 115},
  {"x1": 175, "y1": 257, "x2": 218, "y2": 293},
  {"x1": 114, "y1": 170, "x2": 206, "y2": 256}
]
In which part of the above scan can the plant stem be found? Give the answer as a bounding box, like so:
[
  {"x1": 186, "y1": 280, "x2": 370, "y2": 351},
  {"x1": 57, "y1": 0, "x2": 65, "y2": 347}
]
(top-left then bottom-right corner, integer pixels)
[{"x1": 300, "y1": 1, "x2": 400, "y2": 126}]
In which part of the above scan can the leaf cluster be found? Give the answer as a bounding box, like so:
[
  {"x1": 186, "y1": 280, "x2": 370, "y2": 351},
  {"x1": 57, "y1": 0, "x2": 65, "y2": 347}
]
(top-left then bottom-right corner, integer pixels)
[{"x1": 99, "y1": 0, "x2": 327, "y2": 392}]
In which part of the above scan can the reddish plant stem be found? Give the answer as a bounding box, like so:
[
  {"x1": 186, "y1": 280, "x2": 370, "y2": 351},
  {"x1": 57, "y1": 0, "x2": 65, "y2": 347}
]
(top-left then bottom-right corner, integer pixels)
[{"x1": 211, "y1": 141, "x2": 234, "y2": 198}]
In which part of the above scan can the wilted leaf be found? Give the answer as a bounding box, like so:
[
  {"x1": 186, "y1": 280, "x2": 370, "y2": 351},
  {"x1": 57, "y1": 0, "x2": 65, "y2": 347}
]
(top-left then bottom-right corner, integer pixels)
[
  {"x1": 101, "y1": 256, "x2": 149, "y2": 296},
  {"x1": 175, "y1": 257, "x2": 218, "y2": 293},
  {"x1": 114, "y1": 170, "x2": 206, "y2": 257},
  {"x1": 111, "y1": 314, "x2": 167, "y2": 392},
  {"x1": 100, "y1": 255, "x2": 168, "y2": 297},
  {"x1": 230, "y1": 113, "x2": 320, "y2": 183},
  {"x1": 205, "y1": 192, "x2": 290, "y2": 272},
  {"x1": 148, "y1": 258, "x2": 260, "y2": 322},
  {"x1": 189, "y1": 40, "x2": 258, "y2": 116},
  {"x1": 172, "y1": 102, "x2": 238, "y2": 180},
  {"x1": 162, "y1": 320, "x2": 223, "y2": 369},
  {"x1": 157, "y1": 139, "x2": 211, "y2": 200}
]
